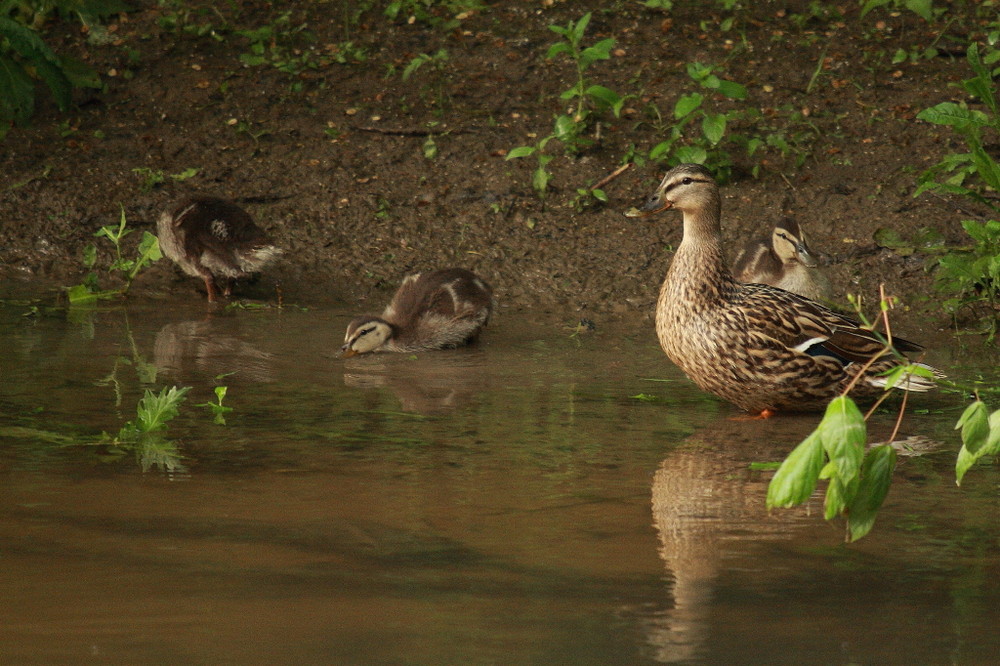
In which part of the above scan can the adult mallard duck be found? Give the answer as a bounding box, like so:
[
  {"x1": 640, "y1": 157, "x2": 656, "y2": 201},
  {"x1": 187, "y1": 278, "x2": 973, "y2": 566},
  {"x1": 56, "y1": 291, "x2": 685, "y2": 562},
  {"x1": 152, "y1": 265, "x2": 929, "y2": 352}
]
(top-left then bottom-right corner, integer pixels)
[
  {"x1": 157, "y1": 195, "x2": 282, "y2": 302},
  {"x1": 732, "y1": 217, "x2": 833, "y2": 302},
  {"x1": 341, "y1": 268, "x2": 494, "y2": 357},
  {"x1": 625, "y1": 163, "x2": 938, "y2": 415}
]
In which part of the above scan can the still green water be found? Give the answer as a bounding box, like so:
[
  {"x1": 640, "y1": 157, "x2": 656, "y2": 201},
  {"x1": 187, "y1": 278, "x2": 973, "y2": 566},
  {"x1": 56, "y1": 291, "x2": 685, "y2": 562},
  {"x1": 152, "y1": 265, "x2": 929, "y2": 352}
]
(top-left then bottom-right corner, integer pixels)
[{"x1": 0, "y1": 295, "x2": 998, "y2": 664}]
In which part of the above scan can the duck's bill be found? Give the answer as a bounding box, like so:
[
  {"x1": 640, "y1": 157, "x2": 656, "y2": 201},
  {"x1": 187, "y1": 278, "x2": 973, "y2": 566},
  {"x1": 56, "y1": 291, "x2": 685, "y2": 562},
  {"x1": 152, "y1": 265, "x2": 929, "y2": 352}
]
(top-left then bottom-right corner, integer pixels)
[
  {"x1": 624, "y1": 198, "x2": 672, "y2": 218},
  {"x1": 340, "y1": 347, "x2": 359, "y2": 359}
]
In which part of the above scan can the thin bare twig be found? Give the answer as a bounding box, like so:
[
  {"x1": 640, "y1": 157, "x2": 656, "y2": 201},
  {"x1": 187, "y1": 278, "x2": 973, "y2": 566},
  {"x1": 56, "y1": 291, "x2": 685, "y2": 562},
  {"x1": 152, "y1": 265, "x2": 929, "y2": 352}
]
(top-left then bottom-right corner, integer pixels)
[{"x1": 588, "y1": 162, "x2": 633, "y2": 192}]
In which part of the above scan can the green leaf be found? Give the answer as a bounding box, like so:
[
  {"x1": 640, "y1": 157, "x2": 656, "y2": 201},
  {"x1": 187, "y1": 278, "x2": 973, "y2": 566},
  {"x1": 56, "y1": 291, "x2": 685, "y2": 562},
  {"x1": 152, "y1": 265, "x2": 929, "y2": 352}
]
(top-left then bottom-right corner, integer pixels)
[
  {"x1": 818, "y1": 396, "x2": 866, "y2": 482},
  {"x1": 532, "y1": 165, "x2": 551, "y2": 195},
  {"x1": 135, "y1": 386, "x2": 191, "y2": 432},
  {"x1": 674, "y1": 92, "x2": 703, "y2": 119},
  {"x1": 956, "y1": 442, "x2": 978, "y2": 486},
  {"x1": 82, "y1": 243, "x2": 97, "y2": 269},
  {"x1": 0, "y1": 54, "x2": 35, "y2": 125},
  {"x1": 904, "y1": 0, "x2": 933, "y2": 21},
  {"x1": 766, "y1": 431, "x2": 824, "y2": 509},
  {"x1": 506, "y1": 145, "x2": 537, "y2": 159},
  {"x1": 917, "y1": 102, "x2": 987, "y2": 131},
  {"x1": 956, "y1": 400, "x2": 990, "y2": 453},
  {"x1": 545, "y1": 42, "x2": 572, "y2": 60},
  {"x1": 585, "y1": 84, "x2": 622, "y2": 110},
  {"x1": 673, "y1": 145, "x2": 707, "y2": 164},
  {"x1": 701, "y1": 112, "x2": 726, "y2": 145},
  {"x1": 847, "y1": 445, "x2": 896, "y2": 542},
  {"x1": 715, "y1": 79, "x2": 748, "y2": 100},
  {"x1": 66, "y1": 284, "x2": 98, "y2": 303}
]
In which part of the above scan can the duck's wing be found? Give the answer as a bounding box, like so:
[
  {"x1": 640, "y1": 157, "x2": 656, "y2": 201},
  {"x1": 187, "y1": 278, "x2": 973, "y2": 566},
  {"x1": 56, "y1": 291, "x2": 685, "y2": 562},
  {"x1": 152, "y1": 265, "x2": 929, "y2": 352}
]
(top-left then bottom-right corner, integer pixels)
[{"x1": 730, "y1": 283, "x2": 922, "y2": 367}]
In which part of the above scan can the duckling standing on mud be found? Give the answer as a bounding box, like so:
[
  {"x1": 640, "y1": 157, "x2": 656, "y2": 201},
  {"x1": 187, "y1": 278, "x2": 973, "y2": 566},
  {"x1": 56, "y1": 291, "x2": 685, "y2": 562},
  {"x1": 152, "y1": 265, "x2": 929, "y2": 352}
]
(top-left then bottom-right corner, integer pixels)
[
  {"x1": 732, "y1": 217, "x2": 833, "y2": 302},
  {"x1": 157, "y1": 195, "x2": 282, "y2": 302},
  {"x1": 625, "y1": 163, "x2": 940, "y2": 415},
  {"x1": 341, "y1": 268, "x2": 494, "y2": 357}
]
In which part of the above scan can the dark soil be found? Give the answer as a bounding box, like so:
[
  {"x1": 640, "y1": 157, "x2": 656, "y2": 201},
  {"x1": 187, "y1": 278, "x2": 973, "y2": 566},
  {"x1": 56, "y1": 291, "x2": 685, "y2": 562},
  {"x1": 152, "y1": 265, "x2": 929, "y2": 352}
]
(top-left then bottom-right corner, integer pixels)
[{"x1": 0, "y1": 1, "x2": 991, "y2": 336}]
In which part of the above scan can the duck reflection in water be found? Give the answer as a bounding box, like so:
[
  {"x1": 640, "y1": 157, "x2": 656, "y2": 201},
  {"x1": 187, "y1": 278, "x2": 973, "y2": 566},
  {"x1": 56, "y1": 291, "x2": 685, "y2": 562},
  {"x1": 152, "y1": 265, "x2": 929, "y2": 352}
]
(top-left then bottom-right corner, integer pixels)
[
  {"x1": 645, "y1": 417, "x2": 823, "y2": 663},
  {"x1": 154, "y1": 319, "x2": 275, "y2": 383}
]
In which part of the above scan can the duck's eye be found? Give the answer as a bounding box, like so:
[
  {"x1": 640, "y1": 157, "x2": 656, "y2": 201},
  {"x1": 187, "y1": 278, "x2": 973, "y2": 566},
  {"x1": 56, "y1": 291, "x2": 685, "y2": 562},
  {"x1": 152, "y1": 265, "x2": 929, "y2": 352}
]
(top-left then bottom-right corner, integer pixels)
[
  {"x1": 358, "y1": 326, "x2": 375, "y2": 337},
  {"x1": 681, "y1": 177, "x2": 693, "y2": 185}
]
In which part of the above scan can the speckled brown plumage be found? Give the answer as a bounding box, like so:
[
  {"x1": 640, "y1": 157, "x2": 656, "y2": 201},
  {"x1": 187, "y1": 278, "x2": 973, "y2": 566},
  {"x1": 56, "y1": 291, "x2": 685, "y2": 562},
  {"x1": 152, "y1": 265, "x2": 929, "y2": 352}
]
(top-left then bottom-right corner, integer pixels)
[
  {"x1": 626, "y1": 163, "x2": 939, "y2": 414},
  {"x1": 157, "y1": 195, "x2": 282, "y2": 301},
  {"x1": 341, "y1": 268, "x2": 494, "y2": 356}
]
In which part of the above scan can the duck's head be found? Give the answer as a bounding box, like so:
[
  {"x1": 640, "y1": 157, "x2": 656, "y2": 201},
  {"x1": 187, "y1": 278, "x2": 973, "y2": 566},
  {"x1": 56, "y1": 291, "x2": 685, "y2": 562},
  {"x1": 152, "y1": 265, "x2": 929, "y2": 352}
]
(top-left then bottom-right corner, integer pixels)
[
  {"x1": 772, "y1": 218, "x2": 818, "y2": 268},
  {"x1": 625, "y1": 163, "x2": 718, "y2": 218},
  {"x1": 341, "y1": 316, "x2": 393, "y2": 358}
]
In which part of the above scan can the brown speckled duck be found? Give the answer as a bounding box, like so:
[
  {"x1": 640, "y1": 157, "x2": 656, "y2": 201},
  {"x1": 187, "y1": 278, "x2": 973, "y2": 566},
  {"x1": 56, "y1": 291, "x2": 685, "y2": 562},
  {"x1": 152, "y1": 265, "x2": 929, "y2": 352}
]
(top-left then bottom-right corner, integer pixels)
[
  {"x1": 341, "y1": 268, "x2": 494, "y2": 357},
  {"x1": 625, "y1": 163, "x2": 939, "y2": 415},
  {"x1": 732, "y1": 217, "x2": 833, "y2": 302},
  {"x1": 157, "y1": 195, "x2": 282, "y2": 302}
]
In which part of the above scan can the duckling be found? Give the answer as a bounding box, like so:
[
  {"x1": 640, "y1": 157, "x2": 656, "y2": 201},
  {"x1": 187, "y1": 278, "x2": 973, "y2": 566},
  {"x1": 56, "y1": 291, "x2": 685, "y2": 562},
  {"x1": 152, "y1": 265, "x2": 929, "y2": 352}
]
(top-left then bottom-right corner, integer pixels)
[
  {"x1": 625, "y1": 163, "x2": 939, "y2": 415},
  {"x1": 341, "y1": 268, "x2": 494, "y2": 357},
  {"x1": 732, "y1": 217, "x2": 833, "y2": 302},
  {"x1": 157, "y1": 195, "x2": 282, "y2": 302}
]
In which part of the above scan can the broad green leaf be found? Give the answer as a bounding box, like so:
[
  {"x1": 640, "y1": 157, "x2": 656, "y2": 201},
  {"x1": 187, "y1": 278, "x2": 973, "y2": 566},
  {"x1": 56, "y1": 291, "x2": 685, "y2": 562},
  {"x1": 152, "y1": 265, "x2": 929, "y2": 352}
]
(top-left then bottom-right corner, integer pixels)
[
  {"x1": 545, "y1": 42, "x2": 572, "y2": 60},
  {"x1": 585, "y1": 85, "x2": 622, "y2": 109},
  {"x1": 715, "y1": 79, "x2": 748, "y2": 100},
  {"x1": 766, "y1": 431, "x2": 824, "y2": 509},
  {"x1": 818, "y1": 396, "x2": 866, "y2": 481},
  {"x1": 674, "y1": 145, "x2": 707, "y2": 164},
  {"x1": 31, "y1": 57, "x2": 72, "y2": 112},
  {"x1": 917, "y1": 102, "x2": 987, "y2": 130},
  {"x1": 701, "y1": 112, "x2": 726, "y2": 145},
  {"x1": 580, "y1": 38, "x2": 615, "y2": 69},
  {"x1": 956, "y1": 400, "x2": 990, "y2": 453},
  {"x1": 674, "y1": 92, "x2": 703, "y2": 119},
  {"x1": 66, "y1": 284, "x2": 98, "y2": 303},
  {"x1": 847, "y1": 445, "x2": 896, "y2": 542},
  {"x1": 572, "y1": 12, "x2": 592, "y2": 43},
  {"x1": 506, "y1": 145, "x2": 537, "y2": 160},
  {"x1": 956, "y1": 442, "x2": 979, "y2": 486},
  {"x1": 904, "y1": 0, "x2": 933, "y2": 21},
  {"x1": 824, "y1": 476, "x2": 853, "y2": 521},
  {"x1": 0, "y1": 54, "x2": 35, "y2": 125}
]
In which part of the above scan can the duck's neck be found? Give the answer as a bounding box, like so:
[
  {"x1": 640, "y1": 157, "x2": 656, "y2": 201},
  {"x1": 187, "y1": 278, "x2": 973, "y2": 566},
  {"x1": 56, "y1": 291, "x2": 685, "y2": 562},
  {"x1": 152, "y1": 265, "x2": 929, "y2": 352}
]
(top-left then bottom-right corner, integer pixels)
[{"x1": 663, "y1": 206, "x2": 738, "y2": 305}]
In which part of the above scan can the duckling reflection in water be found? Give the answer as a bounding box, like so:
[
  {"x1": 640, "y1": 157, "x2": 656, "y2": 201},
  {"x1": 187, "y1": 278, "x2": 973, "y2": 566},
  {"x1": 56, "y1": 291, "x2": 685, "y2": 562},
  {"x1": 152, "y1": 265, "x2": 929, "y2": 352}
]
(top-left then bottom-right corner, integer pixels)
[
  {"x1": 341, "y1": 268, "x2": 494, "y2": 357},
  {"x1": 732, "y1": 216, "x2": 833, "y2": 302},
  {"x1": 157, "y1": 195, "x2": 283, "y2": 302}
]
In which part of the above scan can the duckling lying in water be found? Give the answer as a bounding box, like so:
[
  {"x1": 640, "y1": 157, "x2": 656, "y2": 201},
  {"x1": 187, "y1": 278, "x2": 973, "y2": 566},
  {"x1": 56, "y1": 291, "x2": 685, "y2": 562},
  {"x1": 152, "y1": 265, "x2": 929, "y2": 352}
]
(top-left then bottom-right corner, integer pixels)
[
  {"x1": 341, "y1": 268, "x2": 494, "y2": 357},
  {"x1": 732, "y1": 217, "x2": 832, "y2": 302},
  {"x1": 157, "y1": 195, "x2": 282, "y2": 302}
]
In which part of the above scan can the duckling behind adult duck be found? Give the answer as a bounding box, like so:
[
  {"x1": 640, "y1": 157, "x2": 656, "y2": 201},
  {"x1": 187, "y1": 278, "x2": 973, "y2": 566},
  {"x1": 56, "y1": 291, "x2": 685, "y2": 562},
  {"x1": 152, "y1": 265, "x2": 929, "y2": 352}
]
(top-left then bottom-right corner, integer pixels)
[
  {"x1": 732, "y1": 217, "x2": 833, "y2": 302},
  {"x1": 157, "y1": 195, "x2": 282, "y2": 302},
  {"x1": 341, "y1": 268, "x2": 494, "y2": 357},
  {"x1": 625, "y1": 163, "x2": 939, "y2": 415}
]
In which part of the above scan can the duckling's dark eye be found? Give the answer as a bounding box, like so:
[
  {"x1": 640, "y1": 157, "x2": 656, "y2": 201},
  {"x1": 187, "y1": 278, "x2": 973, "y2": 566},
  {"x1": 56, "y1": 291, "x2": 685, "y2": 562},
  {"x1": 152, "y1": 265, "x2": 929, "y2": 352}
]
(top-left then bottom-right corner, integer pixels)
[
  {"x1": 359, "y1": 326, "x2": 375, "y2": 337},
  {"x1": 681, "y1": 177, "x2": 693, "y2": 185}
]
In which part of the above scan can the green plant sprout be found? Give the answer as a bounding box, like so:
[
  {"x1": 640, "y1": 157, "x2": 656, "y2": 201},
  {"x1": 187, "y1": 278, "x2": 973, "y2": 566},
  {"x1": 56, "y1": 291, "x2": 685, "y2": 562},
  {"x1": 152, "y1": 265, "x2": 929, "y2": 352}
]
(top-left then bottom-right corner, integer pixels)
[
  {"x1": 101, "y1": 386, "x2": 191, "y2": 473},
  {"x1": 647, "y1": 62, "x2": 748, "y2": 179},
  {"x1": 197, "y1": 385, "x2": 233, "y2": 425},
  {"x1": 67, "y1": 207, "x2": 162, "y2": 303},
  {"x1": 507, "y1": 12, "x2": 627, "y2": 197}
]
